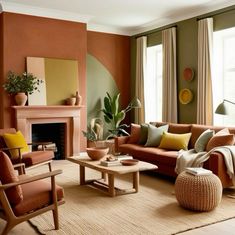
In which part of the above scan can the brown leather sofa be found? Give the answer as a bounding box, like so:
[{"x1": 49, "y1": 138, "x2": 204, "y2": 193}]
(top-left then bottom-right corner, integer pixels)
[{"x1": 115, "y1": 122, "x2": 235, "y2": 188}]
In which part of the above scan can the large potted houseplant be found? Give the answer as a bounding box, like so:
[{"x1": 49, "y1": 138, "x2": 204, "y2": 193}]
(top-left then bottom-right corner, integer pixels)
[
  {"x1": 3, "y1": 71, "x2": 43, "y2": 106},
  {"x1": 102, "y1": 92, "x2": 141, "y2": 139}
]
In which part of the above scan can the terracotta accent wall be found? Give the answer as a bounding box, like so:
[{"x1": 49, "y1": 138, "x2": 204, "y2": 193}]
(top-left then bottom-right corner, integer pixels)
[
  {"x1": 1, "y1": 12, "x2": 87, "y2": 151},
  {"x1": 87, "y1": 31, "x2": 131, "y2": 108},
  {"x1": 0, "y1": 13, "x2": 3, "y2": 127}
]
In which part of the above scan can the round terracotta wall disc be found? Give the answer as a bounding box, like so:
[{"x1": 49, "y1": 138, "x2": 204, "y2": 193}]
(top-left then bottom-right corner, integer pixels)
[{"x1": 183, "y1": 68, "x2": 194, "y2": 81}]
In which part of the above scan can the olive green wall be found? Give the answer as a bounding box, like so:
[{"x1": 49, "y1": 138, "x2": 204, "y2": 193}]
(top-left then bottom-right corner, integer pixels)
[
  {"x1": 131, "y1": 6, "x2": 235, "y2": 124},
  {"x1": 87, "y1": 54, "x2": 119, "y2": 138}
]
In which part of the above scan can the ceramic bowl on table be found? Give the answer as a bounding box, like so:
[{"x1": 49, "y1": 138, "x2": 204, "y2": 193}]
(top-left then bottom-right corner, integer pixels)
[{"x1": 86, "y1": 147, "x2": 109, "y2": 160}]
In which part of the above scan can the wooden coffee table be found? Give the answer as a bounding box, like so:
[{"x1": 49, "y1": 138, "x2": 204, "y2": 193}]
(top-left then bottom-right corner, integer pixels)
[{"x1": 67, "y1": 156, "x2": 157, "y2": 197}]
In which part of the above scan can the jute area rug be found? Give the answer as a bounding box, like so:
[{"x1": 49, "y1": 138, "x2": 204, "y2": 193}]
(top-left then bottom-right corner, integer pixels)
[{"x1": 29, "y1": 160, "x2": 235, "y2": 235}]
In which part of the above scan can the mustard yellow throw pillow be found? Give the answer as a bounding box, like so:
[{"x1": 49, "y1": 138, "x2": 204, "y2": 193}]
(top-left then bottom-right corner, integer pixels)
[
  {"x1": 3, "y1": 131, "x2": 29, "y2": 158},
  {"x1": 159, "y1": 132, "x2": 192, "y2": 150}
]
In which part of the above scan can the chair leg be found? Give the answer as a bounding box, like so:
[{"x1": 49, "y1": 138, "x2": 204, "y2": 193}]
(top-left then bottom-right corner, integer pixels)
[
  {"x1": 48, "y1": 162, "x2": 52, "y2": 171},
  {"x1": 1, "y1": 222, "x2": 14, "y2": 235},
  {"x1": 52, "y1": 207, "x2": 59, "y2": 230}
]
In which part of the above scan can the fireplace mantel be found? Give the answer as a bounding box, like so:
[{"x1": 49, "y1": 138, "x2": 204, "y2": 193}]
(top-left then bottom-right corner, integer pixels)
[{"x1": 13, "y1": 105, "x2": 83, "y2": 157}]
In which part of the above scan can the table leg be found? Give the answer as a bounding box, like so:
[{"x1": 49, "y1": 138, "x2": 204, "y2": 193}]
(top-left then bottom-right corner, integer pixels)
[
  {"x1": 101, "y1": 172, "x2": 107, "y2": 181},
  {"x1": 133, "y1": 171, "x2": 139, "y2": 192},
  {"x1": 79, "y1": 165, "x2": 85, "y2": 185},
  {"x1": 108, "y1": 174, "x2": 115, "y2": 197}
]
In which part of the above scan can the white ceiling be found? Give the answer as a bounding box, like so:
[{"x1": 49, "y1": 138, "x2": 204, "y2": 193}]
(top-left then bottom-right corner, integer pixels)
[{"x1": 1, "y1": 0, "x2": 235, "y2": 35}]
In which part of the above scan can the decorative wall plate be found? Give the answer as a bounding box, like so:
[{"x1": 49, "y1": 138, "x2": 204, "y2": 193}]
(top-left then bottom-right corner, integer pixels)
[
  {"x1": 183, "y1": 68, "x2": 194, "y2": 81},
  {"x1": 179, "y1": 88, "x2": 193, "y2": 104}
]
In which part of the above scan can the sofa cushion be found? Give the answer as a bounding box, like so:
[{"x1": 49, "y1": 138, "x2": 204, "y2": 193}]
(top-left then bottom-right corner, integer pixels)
[
  {"x1": 0, "y1": 151, "x2": 23, "y2": 205},
  {"x1": 159, "y1": 132, "x2": 192, "y2": 150},
  {"x1": 206, "y1": 128, "x2": 235, "y2": 151},
  {"x1": 118, "y1": 144, "x2": 178, "y2": 166},
  {"x1": 13, "y1": 175, "x2": 64, "y2": 216},
  {"x1": 168, "y1": 123, "x2": 192, "y2": 134},
  {"x1": 127, "y1": 123, "x2": 141, "y2": 144},
  {"x1": 145, "y1": 124, "x2": 169, "y2": 147},
  {"x1": 194, "y1": 129, "x2": 214, "y2": 152},
  {"x1": 138, "y1": 124, "x2": 149, "y2": 145},
  {"x1": 3, "y1": 131, "x2": 29, "y2": 158},
  {"x1": 21, "y1": 150, "x2": 54, "y2": 167}
]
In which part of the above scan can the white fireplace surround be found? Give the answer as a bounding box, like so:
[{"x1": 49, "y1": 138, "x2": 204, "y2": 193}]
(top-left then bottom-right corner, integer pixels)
[{"x1": 13, "y1": 106, "x2": 82, "y2": 157}]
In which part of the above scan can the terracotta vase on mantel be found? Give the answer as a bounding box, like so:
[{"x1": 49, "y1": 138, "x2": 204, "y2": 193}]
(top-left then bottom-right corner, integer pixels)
[
  {"x1": 14, "y1": 92, "x2": 27, "y2": 106},
  {"x1": 75, "y1": 91, "x2": 82, "y2": 106}
]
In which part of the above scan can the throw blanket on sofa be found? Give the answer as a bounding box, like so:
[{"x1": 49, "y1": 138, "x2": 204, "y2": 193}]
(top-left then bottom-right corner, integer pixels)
[{"x1": 175, "y1": 146, "x2": 235, "y2": 183}]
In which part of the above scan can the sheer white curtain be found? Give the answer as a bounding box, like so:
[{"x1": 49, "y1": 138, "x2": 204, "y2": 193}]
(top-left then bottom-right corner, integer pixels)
[
  {"x1": 197, "y1": 18, "x2": 213, "y2": 125},
  {"x1": 135, "y1": 36, "x2": 147, "y2": 124},
  {"x1": 162, "y1": 27, "x2": 177, "y2": 123}
]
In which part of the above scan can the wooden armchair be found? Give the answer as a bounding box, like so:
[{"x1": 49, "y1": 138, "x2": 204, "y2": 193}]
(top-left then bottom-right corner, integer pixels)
[
  {"x1": 0, "y1": 128, "x2": 54, "y2": 173},
  {"x1": 0, "y1": 151, "x2": 65, "y2": 235}
]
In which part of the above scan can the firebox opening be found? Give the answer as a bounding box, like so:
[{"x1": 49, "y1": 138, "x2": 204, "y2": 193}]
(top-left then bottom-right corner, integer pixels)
[{"x1": 32, "y1": 123, "x2": 65, "y2": 160}]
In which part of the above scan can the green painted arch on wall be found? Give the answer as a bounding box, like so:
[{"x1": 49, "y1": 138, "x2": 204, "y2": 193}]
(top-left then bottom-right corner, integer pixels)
[{"x1": 87, "y1": 54, "x2": 119, "y2": 138}]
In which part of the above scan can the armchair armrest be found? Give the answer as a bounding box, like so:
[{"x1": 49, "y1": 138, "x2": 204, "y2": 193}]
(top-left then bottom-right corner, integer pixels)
[
  {"x1": 13, "y1": 163, "x2": 26, "y2": 175},
  {"x1": 0, "y1": 146, "x2": 23, "y2": 160},
  {"x1": 28, "y1": 141, "x2": 53, "y2": 146},
  {"x1": 1, "y1": 146, "x2": 24, "y2": 151},
  {"x1": 0, "y1": 169, "x2": 62, "y2": 190}
]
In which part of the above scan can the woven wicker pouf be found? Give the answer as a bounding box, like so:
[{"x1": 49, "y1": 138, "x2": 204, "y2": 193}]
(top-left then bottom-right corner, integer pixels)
[{"x1": 175, "y1": 171, "x2": 222, "y2": 211}]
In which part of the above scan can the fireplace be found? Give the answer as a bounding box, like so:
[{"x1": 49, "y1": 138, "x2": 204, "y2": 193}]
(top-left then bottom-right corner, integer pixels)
[
  {"x1": 12, "y1": 105, "x2": 82, "y2": 157},
  {"x1": 32, "y1": 123, "x2": 65, "y2": 159}
]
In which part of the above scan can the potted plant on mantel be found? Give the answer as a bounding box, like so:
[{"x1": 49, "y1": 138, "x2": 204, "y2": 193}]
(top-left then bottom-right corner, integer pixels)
[{"x1": 3, "y1": 71, "x2": 43, "y2": 106}]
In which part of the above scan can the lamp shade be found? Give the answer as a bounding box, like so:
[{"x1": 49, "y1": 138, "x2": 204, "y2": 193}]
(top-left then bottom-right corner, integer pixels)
[
  {"x1": 131, "y1": 97, "x2": 141, "y2": 108},
  {"x1": 215, "y1": 101, "x2": 229, "y2": 115}
]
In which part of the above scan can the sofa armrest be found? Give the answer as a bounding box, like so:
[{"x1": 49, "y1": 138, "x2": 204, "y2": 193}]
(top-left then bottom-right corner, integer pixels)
[
  {"x1": 114, "y1": 136, "x2": 130, "y2": 153},
  {"x1": 205, "y1": 151, "x2": 233, "y2": 188}
]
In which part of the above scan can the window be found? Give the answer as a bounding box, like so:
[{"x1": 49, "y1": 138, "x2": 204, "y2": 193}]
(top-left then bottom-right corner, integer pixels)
[
  {"x1": 213, "y1": 27, "x2": 235, "y2": 126},
  {"x1": 145, "y1": 44, "x2": 163, "y2": 123}
]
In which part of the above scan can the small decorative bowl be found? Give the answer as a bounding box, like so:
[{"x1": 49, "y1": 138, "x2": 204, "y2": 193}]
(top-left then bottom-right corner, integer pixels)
[
  {"x1": 86, "y1": 147, "x2": 109, "y2": 160},
  {"x1": 120, "y1": 159, "x2": 139, "y2": 166}
]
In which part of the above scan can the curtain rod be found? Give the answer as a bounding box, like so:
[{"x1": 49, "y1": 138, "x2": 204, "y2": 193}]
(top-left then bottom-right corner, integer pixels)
[
  {"x1": 135, "y1": 25, "x2": 177, "y2": 39},
  {"x1": 197, "y1": 7, "x2": 235, "y2": 21}
]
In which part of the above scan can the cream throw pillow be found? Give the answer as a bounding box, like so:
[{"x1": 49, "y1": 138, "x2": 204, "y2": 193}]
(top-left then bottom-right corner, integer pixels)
[
  {"x1": 145, "y1": 124, "x2": 169, "y2": 147},
  {"x1": 194, "y1": 129, "x2": 214, "y2": 152}
]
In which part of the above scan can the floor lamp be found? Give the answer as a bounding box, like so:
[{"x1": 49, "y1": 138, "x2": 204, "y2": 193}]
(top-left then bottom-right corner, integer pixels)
[{"x1": 215, "y1": 99, "x2": 235, "y2": 115}]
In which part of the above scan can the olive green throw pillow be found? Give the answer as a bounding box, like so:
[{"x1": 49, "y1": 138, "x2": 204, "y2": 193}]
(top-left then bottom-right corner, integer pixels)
[
  {"x1": 145, "y1": 124, "x2": 169, "y2": 147},
  {"x1": 138, "y1": 124, "x2": 149, "y2": 145},
  {"x1": 194, "y1": 129, "x2": 214, "y2": 152}
]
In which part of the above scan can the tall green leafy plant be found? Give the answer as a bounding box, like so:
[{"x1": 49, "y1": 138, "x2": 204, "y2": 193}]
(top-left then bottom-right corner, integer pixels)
[{"x1": 102, "y1": 92, "x2": 141, "y2": 139}]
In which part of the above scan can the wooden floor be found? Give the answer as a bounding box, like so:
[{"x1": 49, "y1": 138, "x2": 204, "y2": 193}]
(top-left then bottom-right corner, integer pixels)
[{"x1": 181, "y1": 218, "x2": 235, "y2": 234}]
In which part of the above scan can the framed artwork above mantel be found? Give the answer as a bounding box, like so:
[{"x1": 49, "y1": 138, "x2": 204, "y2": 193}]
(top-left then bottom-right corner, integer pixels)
[{"x1": 26, "y1": 57, "x2": 79, "y2": 106}]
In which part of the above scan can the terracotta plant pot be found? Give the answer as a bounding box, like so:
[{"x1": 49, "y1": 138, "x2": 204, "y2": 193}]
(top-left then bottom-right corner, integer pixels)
[
  {"x1": 86, "y1": 147, "x2": 109, "y2": 160},
  {"x1": 15, "y1": 92, "x2": 27, "y2": 106}
]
